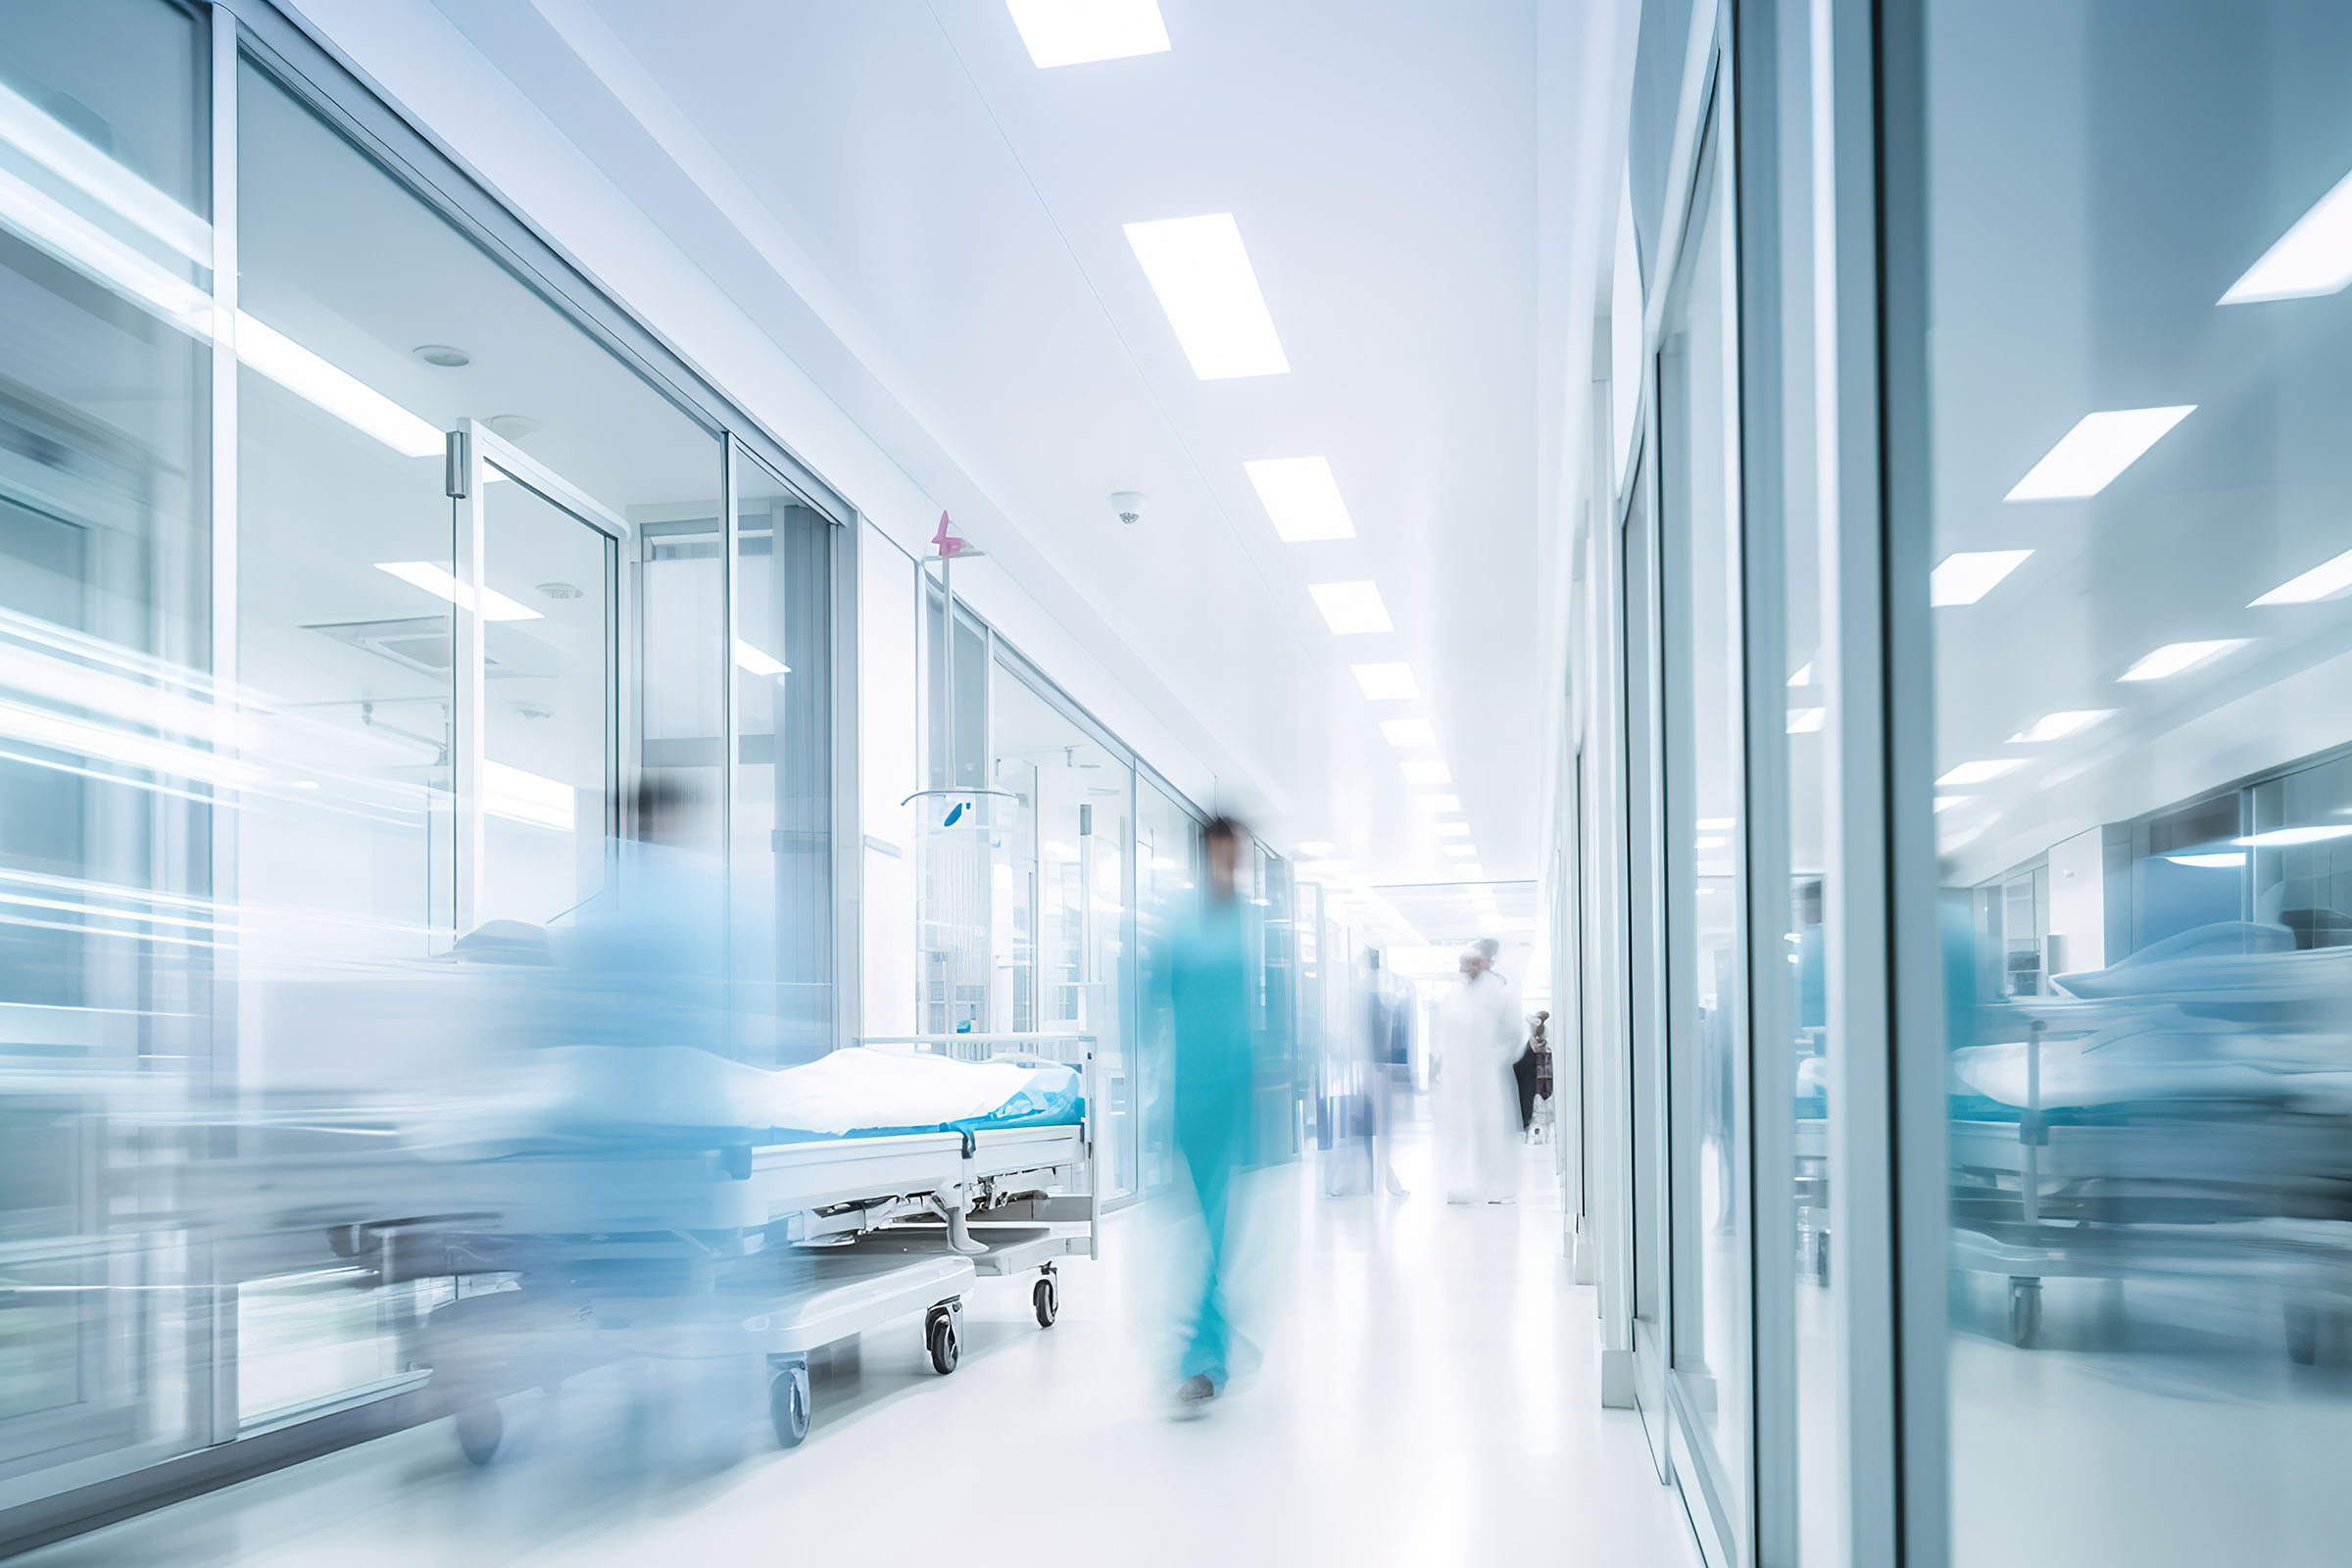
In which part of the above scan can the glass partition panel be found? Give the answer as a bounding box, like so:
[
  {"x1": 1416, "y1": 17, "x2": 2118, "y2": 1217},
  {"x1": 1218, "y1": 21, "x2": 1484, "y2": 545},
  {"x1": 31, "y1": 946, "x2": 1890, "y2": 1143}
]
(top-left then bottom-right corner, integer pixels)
[
  {"x1": 1918, "y1": 5, "x2": 2352, "y2": 1563},
  {"x1": 232, "y1": 52, "x2": 722, "y2": 1422},
  {"x1": 1136, "y1": 775, "x2": 1200, "y2": 1194},
  {"x1": 1657, "y1": 122, "x2": 1748, "y2": 1529},
  {"x1": 858, "y1": 523, "x2": 918, "y2": 1039},
  {"x1": 0, "y1": 0, "x2": 211, "y2": 1481},
  {"x1": 731, "y1": 450, "x2": 831, "y2": 1063},
  {"x1": 992, "y1": 665, "x2": 1136, "y2": 1197}
]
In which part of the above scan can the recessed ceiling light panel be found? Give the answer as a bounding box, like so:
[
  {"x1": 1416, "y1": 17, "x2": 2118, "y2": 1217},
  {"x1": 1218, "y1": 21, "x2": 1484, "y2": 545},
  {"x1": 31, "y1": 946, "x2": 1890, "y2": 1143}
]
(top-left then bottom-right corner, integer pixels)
[
  {"x1": 1244, "y1": 457, "x2": 1354, "y2": 542},
  {"x1": 1308, "y1": 580, "x2": 1392, "y2": 635},
  {"x1": 2004, "y1": 406, "x2": 2194, "y2": 501},
  {"x1": 2119, "y1": 639, "x2": 2249, "y2": 681},
  {"x1": 1352, "y1": 662, "x2": 1419, "y2": 701},
  {"x1": 2252, "y1": 546, "x2": 2352, "y2": 606},
  {"x1": 1005, "y1": 0, "x2": 1170, "y2": 67},
  {"x1": 2222, "y1": 168, "x2": 2352, "y2": 304},
  {"x1": 1123, "y1": 214, "x2": 1289, "y2": 379},
  {"x1": 1930, "y1": 550, "x2": 2032, "y2": 607},
  {"x1": 1380, "y1": 718, "x2": 1436, "y2": 748}
]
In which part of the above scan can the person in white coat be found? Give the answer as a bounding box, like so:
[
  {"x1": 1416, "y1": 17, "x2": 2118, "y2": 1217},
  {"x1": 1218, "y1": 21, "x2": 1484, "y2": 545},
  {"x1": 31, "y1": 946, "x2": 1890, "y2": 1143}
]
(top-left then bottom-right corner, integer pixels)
[{"x1": 1435, "y1": 938, "x2": 1525, "y2": 1203}]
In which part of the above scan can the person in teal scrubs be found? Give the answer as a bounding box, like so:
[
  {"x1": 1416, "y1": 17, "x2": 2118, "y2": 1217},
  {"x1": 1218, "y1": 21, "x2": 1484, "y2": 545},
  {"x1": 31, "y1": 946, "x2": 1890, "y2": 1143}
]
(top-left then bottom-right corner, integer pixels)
[{"x1": 1159, "y1": 815, "x2": 1256, "y2": 1407}]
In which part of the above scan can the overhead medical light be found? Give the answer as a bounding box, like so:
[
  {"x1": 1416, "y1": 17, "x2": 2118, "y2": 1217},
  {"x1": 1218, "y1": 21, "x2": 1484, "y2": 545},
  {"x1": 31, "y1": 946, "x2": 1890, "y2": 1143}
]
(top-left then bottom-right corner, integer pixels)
[
  {"x1": 1401, "y1": 759, "x2": 1451, "y2": 787},
  {"x1": 240, "y1": 315, "x2": 445, "y2": 459},
  {"x1": 1005, "y1": 0, "x2": 1170, "y2": 67},
  {"x1": 1351, "y1": 662, "x2": 1419, "y2": 701},
  {"x1": 1380, "y1": 718, "x2": 1437, "y2": 748},
  {"x1": 1930, "y1": 549, "x2": 2033, "y2": 607},
  {"x1": 1788, "y1": 661, "x2": 1814, "y2": 687},
  {"x1": 1936, "y1": 759, "x2": 2026, "y2": 787},
  {"x1": 1787, "y1": 708, "x2": 1825, "y2": 733},
  {"x1": 1414, "y1": 793, "x2": 1462, "y2": 813},
  {"x1": 2118, "y1": 639, "x2": 2247, "y2": 682},
  {"x1": 1308, "y1": 580, "x2": 1393, "y2": 635},
  {"x1": 2251, "y1": 545, "x2": 2352, "y2": 606},
  {"x1": 2007, "y1": 710, "x2": 2115, "y2": 744},
  {"x1": 1123, "y1": 214, "x2": 1290, "y2": 379},
  {"x1": 1244, "y1": 457, "x2": 1354, "y2": 542},
  {"x1": 734, "y1": 639, "x2": 790, "y2": 677},
  {"x1": 2235, "y1": 825, "x2": 2352, "y2": 848},
  {"x1": 2167, "y1": 851, "x2": 2246, "y2": 868},
  {"x1": 2004, "y1": 407, "x2": 2194, "y2": 502},
  {"x1": 2221, "y1": 167, "x2": 2352, "y2": 304},
  {"x1": 483, "y1": 760, "x2": 574, "y2": 832},
  {"x1": 374, "y1": 562, "x2": 542, "y2": 621},
  {"x1": 1435, "y1": 821, "x2": 1470, "y2": 837}
]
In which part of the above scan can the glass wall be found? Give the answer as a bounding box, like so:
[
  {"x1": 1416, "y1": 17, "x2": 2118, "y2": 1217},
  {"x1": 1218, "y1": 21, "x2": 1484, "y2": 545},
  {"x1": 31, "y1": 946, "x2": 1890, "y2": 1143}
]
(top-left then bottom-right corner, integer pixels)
[
  {"x1": 1912, "y1": 4, "x2": 2352, "y2": 1563},
  {"x1": 0, "y1": 0, "x2": 838, "y2": 1513},
  {"x1": 1135, "y1": 772, "x2": 1201, "y2": 1194},
  {"x1": 1656, "y1": 111, "x2": 1749, "y2": 1533},
  {"x1": 729, "y1": 448, "x2": 831, "y2": 1063},
  {"x1": 991, "y1": 662, "x2": 1137, "y2": 1199},
  {"x1": 0, "y1": 0, "x2": 212, "y2": 1486},
  {"x1": 858, "y1": 522, "x2": 918, "y2": 1039}
]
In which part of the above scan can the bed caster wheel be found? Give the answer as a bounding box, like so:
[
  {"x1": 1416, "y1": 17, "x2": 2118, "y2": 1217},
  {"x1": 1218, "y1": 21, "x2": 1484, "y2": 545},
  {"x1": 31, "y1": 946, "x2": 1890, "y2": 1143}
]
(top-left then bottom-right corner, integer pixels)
[
  {"x1": 927, "y1": 1312, "x2": 961, "y2": 1375},
  {"x1": 455, "y1": 1402, "x2": 503, "y2": 1466},
  {"x1": 769, "y1": 1364, "x2": 811, "y2": 1447},
  {"x1": 2007, "y1": 1278, "x2": 2041, "y2": 1349},
  {"x1": 1034, "y1": 1275, "x2": 1059, "y2": 1328}
]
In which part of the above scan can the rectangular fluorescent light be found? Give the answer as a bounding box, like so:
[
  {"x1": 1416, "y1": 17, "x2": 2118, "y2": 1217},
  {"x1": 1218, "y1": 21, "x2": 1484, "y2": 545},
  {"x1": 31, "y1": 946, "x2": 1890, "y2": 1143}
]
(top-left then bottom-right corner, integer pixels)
[
  {"x1": 1697, "y1": 816, "x2": 1734, "y2": 831},
  {"x1": 1788, "y1": 661, "x2": 1814, "y2": 687},
  {"x1": 1414, "y1": 793, "x2": 1461, "y2": 812},
  {"x1": 1351, "y1": 662, "x2": 1419, "y2": 701},
  {"x1": 2251, "y1": 546, "x2": 2352, "y2": 606},
  {"x1": 1435, "y1": 821, "x2": 1470, "y2": 836},
  {"x1": 2119, "y1": 639, "x2": 2248, "y2": 682},
  {"x1": 2168, "y1": 851, "x2": 2246, "y2": 868},
  {"x1": 2235, "y1": 825, "x2": 2352, "y2": 849},
  {"x1": 239, "y1": 314, "x2": 445, "y2": 459},
  {"x1": 1123, "y1": 214, "x2": 1289, "y2": 379},
  {"x1": 734, "y1": 639, "x2": 790, "y2": 677},
  {"x1": 1005, "y1": 0, "x2": 1170, "y2": 68},
  {"x1": 374, "y1": 562, "x2": 541, "y2": 621},
  {"x1": 1401, "y1": 759, "x2": 1451, "y2": 788},
  {"x1": 1380, "y1": 718, "x2": 1437, "y2": 748},
  {"x1": 2004, "y1": 407, "x2": 2194, "y2": 501},
  {"x1": 1934, "y1": 796, "x2": 1964, "y2": 813},
  {"x1": 1931, "y1": 550, "x2": 2032, "y2": 607},
  {"x1": 1936, "y1": 759, "x2": 2026, "y2": 786},
  {"x1": 2007, "y1": 709, "x2": 2115, "y2": 744},
  {"x1": 2221, "y1": 168, "x2": 2352, "y2": 304},
  {"x1": 484, "y1": 760, "x2": 574, "y2": 832},
  {"x1": 1695, "y1": 836, "x2": 1727, "y2": 851},
  {"x1": 1788, "y1": 707, "x2": 1825, "y2": 733},
  {"x1": 1308, "y1": 580, "x2": 1392, "y2": 635},
  {"x1": 1244, "y1": 457, "x2": 1354, "y2": 542},
  {"x1": 1444, "y1": 843, "x2": 1478, "y2": 858}
]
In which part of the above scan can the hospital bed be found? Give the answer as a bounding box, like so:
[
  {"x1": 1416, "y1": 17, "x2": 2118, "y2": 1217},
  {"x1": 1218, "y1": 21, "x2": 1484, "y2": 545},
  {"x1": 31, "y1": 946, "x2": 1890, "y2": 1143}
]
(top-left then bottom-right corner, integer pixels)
[
  {"x1": 1945, "y1": 926, "x2": 2352, "y2": 1352},
  {"x1": 192, "y1": 1034, "x2": 1101, "y2": 1455}
]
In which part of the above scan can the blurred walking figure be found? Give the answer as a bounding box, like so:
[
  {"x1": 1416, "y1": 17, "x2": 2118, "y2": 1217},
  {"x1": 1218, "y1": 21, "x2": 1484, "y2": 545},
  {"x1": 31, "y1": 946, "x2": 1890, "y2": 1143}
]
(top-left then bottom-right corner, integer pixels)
[
  {"x1": 1161, "y1": 816, "x2": 1257, "y2": 1406},
  {"x1": 1436, "y1": 938, "x2": 1524, "y2": 1204}
]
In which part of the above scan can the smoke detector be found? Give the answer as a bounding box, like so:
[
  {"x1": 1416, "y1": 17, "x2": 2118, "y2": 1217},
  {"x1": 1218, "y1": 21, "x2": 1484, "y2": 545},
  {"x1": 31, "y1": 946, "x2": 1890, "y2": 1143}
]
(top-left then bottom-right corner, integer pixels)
[{"x1": 1110, "y1": 490, "x2": 1147, "y2": 526}]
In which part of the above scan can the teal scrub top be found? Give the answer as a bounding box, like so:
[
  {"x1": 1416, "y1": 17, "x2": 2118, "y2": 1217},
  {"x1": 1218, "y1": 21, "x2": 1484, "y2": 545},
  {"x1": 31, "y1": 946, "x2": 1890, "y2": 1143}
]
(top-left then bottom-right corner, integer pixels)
[{"x1": 1159, "y1": 895, "x2": 1253, "y2": 1156}]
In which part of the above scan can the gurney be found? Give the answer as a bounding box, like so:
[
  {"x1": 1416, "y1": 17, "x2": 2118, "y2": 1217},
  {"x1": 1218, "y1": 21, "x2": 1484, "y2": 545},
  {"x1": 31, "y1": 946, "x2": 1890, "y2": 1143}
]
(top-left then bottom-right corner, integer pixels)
[
  {"x1": 193, "y1": 1036, "x2": 1101, "y2": 1454},
  {"x1": 1944, "y1": 923, "x2": 2352, "y2": 1351}
]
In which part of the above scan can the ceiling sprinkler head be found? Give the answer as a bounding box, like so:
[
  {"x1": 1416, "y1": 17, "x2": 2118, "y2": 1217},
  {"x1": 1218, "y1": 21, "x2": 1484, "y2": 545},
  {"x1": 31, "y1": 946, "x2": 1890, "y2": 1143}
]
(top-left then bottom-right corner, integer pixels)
[
  {"x1": 484, "y1": 414, "x2": 539, "y2": 441},
  {"x1": 1111, "y1": 490, "x2": 1147, "y2": 526},
  {"x1": 537, "y1": 581, "x2": 582, "y2": 601},
  {"x1": 414, "y1": 343, "x2": 470, "y2": 368}
]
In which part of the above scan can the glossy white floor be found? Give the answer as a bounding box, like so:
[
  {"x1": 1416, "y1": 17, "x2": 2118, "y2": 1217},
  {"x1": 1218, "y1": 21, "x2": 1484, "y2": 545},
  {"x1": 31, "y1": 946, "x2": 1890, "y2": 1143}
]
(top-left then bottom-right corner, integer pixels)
[{"x1": 24, "y1": 1135, "x2": 1697, "y2": 1568}]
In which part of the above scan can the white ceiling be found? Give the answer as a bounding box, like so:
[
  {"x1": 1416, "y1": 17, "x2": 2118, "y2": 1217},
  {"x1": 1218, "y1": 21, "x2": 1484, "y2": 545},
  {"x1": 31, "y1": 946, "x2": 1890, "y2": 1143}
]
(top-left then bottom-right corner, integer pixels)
[{"x1": 423, "y1": 0, "x2": 1557, "y2": 885}]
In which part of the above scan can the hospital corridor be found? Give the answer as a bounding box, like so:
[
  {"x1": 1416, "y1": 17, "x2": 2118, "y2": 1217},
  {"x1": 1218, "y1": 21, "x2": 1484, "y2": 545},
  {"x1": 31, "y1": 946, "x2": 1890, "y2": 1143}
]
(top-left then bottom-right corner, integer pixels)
[{"x1": 6, "y1": 2, "x2": 2352, "y2": 1566}]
